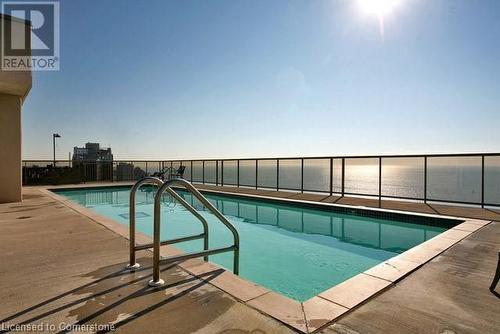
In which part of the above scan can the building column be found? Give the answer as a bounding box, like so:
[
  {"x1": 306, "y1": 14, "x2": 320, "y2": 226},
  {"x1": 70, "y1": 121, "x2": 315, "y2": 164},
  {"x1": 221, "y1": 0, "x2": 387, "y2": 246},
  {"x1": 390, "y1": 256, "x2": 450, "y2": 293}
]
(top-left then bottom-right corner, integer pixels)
[
  {"x1": 0, "y1": 14, "x2": 32, "y2": 204},
  {"x1": 0, "y1": 94, "x2": 22, "y2": 202}
]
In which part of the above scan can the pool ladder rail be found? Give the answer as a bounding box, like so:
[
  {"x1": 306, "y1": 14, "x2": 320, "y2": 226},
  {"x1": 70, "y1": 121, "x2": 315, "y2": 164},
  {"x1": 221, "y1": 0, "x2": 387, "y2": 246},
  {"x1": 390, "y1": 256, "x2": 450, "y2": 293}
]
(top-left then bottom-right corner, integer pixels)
[{"x1": 126, "y1": 177, "x2": 240, "y2": 287}]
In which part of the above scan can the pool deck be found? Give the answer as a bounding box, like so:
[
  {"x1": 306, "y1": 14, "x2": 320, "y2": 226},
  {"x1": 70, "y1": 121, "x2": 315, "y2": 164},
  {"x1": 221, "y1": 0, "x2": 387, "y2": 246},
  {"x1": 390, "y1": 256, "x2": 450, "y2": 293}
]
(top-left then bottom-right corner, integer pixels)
[{"x1": 0, "y1": 183, "x2": 498, "y2": 333}]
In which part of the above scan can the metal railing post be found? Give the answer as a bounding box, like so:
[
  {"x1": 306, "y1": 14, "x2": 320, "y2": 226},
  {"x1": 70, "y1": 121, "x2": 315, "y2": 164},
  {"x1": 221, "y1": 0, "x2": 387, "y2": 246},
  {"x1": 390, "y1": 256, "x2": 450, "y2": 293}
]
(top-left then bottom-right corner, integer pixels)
[
  {"x1": 341, "y1": 158, "x2": 345, "y2": 197},
  {"x1": 301, "y1": 158, "x2": 304, "y2": 193},
  {"x1": 276, "y1": 159, "x2": 280, "y2": 191},
  {"x1": 221, "y1": 160, "x2": 224, "y2": 186},
  {"x1": 216, "y1": 160, "x2": 219, "y2": 186},
  {"x1": 378, "y1": 157, "x2": 382, "y2": 207},
  {"x1": 329, "y1": 158, "x2": 333, "y2": 196},
  {"x1": 22, "y1": 161, "x2": 26, "y2": 186},
  {"x1": 190, "y1": 160, "x2": 193, "y2": 181},
  {"x1": 202, "y1": 160, "x2": 205, "y2": 184},
  {"x1": 481, "y1": 155, "x2": 485, "y2": 208},
  {"x1": 255, "y1": 160, "x2": 258, "y2": 189},
  {"x1": 424, "y1": 156, "x2": 428, "y2": 203},
  {"x1": 237, "y1": 160, "x2": 240, "y2": 188}
]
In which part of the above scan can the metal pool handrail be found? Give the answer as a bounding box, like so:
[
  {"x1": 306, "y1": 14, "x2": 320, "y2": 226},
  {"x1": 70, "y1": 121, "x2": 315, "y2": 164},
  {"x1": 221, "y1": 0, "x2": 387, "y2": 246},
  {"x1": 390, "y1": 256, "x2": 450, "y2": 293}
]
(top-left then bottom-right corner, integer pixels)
[
  {"x1": 127, "y1": 177, "x2": 209, "y2": 269},
  {"x1": 149, "y1": 178, "x2": 240, "y2": 287}
]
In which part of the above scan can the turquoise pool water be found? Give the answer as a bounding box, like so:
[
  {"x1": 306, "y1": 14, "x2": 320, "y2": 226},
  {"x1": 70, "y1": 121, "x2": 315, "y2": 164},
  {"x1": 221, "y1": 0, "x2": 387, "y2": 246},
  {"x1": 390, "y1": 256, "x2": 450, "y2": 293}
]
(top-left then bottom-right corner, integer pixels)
[{"x1": 55, "y1": 186, "x2": 448, "y2": 301}]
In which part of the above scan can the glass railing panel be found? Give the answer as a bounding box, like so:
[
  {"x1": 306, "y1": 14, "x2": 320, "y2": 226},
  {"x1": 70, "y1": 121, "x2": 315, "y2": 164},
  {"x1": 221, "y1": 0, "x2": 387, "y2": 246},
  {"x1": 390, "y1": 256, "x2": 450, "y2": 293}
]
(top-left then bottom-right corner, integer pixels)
[
  {"x1": 24, "y1": 160, "x2": 53, "y2": 168},
  {"x1": 239, "y1": 160, "x2": 256, "y2": 187},
  {"x1": 172, "y1": 161, "x2": 181, "y2": 171},
  {"x1": 427, "y1": 156, "x2": 482, "y2": 203},
  {"x1": 485, "y1": 155, "x2": 500, "y2": 205},
  {"x1": 345, "y1": 158, "x2": 379, "y2": 196},
  {"x1": 171, "y1": 161, "x2": 188, "y2": 179},
  {"x1": 332, "y1": 158, "x2": 343, "y2": 194},
  {"x1": 279, "y1": 159, "x2": 301, "y2": 191},
  {"x1": 217, "y1": 160, "x2": 222, "y2": 185},
  {"x1": 183, "y1": 161, "x2": 192, "y2": 181},
  {"x1": 23, "y1": 160, "x2": 81, "y2": 185},
  {"x1": 146, "y1": 161, "x2": 160, "y2": 176},
  {"x1": 381, "y1": 157, "x2": 424, "y2": 199},
  {"x1": 257, "y1": 159, "x2": 277, "y2": 189},
  {"x1": 192, "y1": 161, "x2": 203, "y2": 183},
  {"x1": 223, "y1": 160, "x2": 238, "y2": 186},
  {"x1": 115, "y1": 162, "x2": 127, "y2": 181},
  {"x1": 54, "y1": 161, "x2": 70, "y2": 168},
  {"x1": 130, "y1": 161, "x2": 147, "y2": 180},
  {"x1": 204, "y1": 160, "x2": 217, "y2": 184},
  {"x1": 303, "y1": 158, "x2": 330, "y2": 193},
  {"x1": 99, "y1": 161, "x2": 114, "y2": 181}
]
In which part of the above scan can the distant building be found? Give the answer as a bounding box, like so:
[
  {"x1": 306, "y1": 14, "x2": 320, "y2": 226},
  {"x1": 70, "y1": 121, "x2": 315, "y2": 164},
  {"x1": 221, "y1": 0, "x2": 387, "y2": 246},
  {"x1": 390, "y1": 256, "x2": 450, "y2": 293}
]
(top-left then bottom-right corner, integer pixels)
[
  {"x1": 72, "y1": 142, "x2": 113, "y2": 181},
  {"x1": 72, "y1": 142, "x2": 113, "y2": 162}
]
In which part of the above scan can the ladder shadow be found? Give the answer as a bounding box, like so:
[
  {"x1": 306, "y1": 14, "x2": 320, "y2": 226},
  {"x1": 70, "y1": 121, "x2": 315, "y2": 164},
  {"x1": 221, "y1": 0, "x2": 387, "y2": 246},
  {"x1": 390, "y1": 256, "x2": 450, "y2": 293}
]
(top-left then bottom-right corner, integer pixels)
[
  {"x1": 62, "y1": 267, "x2": 225, "y2": 334},
  {"x1": 0, "y1": 261, "x2": 155, "y2": 325},
  {"x1": 1, "y1": 259, "x2": 222, "y2": 334}
]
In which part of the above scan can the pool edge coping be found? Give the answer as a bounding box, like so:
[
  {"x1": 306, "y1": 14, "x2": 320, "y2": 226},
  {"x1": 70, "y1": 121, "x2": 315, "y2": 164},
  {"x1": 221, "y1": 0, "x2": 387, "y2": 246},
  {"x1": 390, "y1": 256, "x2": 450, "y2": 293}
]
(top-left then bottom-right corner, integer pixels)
[{"x1": 39, "y1": 185, "x2": 492, "y2": 334}]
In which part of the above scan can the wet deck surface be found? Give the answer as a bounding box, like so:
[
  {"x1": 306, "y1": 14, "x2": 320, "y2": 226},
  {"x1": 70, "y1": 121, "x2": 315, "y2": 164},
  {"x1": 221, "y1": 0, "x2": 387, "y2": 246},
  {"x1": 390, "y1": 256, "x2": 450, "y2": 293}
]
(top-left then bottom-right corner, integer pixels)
[
  {"x1": 0, "y1": 185, "x2": 498, "y2": 333},
  {"x1": 0, "y1": 189, "x2": 293, "y2": 334}
]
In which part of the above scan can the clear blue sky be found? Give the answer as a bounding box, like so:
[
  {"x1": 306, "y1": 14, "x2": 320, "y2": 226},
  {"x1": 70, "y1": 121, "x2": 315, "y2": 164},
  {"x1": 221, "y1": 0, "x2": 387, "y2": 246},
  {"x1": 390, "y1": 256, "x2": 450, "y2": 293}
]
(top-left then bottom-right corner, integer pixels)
[{"x1": 21, "y1": 0, "x2": 500, "y2": 159}]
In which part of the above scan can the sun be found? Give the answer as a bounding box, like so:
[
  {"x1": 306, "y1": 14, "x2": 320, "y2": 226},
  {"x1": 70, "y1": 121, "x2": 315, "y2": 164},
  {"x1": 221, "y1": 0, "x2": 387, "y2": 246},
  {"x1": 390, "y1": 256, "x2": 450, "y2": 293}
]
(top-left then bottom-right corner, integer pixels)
[
  {"x1": 358, "y1": 0, "x2": 402, "y2": 40},
  {"x1": 358, "y1": 0, "x2": 401, "y2": 16}
]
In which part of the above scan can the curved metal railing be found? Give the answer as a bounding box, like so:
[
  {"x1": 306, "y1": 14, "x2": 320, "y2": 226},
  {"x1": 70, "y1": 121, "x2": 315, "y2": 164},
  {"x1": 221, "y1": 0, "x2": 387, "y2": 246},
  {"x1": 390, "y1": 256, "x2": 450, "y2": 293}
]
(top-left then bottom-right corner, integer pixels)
[
  {"x1": 149, "y1": 178, "x2": 240, "y2": 287},
  {"x1": 127, "y1": 177, "x2": 210, "y2": 269}
]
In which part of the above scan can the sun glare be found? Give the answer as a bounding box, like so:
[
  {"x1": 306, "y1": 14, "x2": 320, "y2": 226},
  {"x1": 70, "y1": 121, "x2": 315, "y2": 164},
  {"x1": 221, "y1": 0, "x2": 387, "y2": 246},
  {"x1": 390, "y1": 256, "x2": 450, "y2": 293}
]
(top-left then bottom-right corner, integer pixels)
[
  {"x1": 358, "y1": 0, "x2": 401, "y2": 16},
  {"x1": 358, "y1": 0, "x2": 402, "y2": 40}
]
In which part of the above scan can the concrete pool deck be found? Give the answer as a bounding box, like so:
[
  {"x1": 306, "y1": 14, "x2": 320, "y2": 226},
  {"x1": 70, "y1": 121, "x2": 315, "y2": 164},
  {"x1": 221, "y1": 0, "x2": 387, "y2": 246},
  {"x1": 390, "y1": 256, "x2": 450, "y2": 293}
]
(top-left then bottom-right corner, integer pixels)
[
  {"x1": 0, "y1": 184, "x2": 499, "y2": 333},
  {"x1": 0, "y1": 188, "x2": 292, "y2": 334}
]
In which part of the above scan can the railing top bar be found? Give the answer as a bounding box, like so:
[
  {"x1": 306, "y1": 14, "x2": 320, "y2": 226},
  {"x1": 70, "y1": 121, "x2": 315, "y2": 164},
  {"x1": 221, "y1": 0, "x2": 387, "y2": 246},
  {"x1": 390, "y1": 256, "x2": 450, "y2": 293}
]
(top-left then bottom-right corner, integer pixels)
[
  {"x1": 23, "y1": 152, "x2": 500, "y2": 164},
  {"x1": 170, "y1": 152, "x2": 500, "y2": 162},
  {"x1": 22, "y1": 159, "x2": 167, "y2": 163}
]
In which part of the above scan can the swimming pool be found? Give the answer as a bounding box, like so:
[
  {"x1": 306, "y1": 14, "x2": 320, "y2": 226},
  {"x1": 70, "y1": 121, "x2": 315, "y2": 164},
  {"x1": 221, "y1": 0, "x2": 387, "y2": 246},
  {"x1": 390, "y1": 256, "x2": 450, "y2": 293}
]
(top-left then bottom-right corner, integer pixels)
[{"x1": 54, "y1": 186, "x2": 452, "y2": 301}]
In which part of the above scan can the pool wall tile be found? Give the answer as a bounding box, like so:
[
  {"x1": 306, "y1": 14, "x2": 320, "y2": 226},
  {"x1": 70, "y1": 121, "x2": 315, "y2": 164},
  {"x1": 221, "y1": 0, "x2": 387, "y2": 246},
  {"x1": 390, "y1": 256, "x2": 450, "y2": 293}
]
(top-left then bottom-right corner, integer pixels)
[{"x1": 192, "y1": 187, "x2": 463, "y2": 228}]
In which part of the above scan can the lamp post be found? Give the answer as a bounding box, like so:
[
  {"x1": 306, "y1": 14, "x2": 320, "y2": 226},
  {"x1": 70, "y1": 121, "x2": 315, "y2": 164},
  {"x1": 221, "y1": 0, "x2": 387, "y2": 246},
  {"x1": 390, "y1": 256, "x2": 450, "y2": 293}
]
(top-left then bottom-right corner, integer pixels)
[{"x1": 53, "y1": 133, "x2": 61, "y2": 167}]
